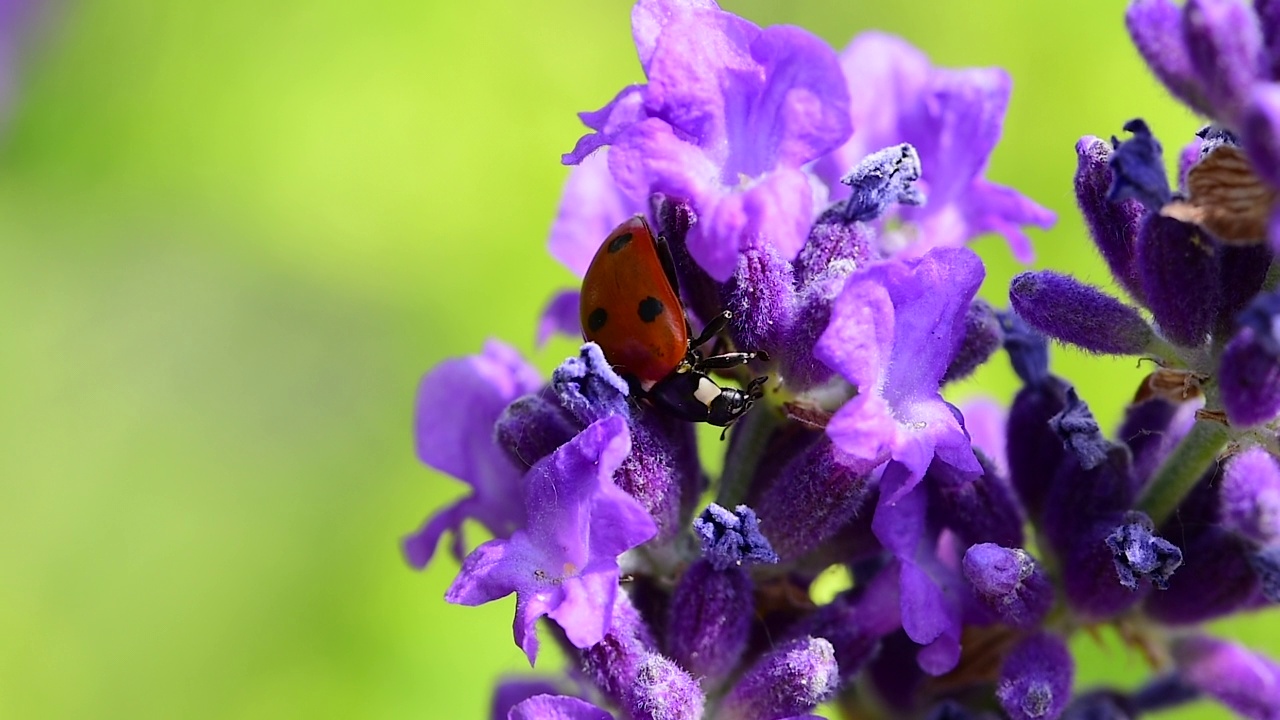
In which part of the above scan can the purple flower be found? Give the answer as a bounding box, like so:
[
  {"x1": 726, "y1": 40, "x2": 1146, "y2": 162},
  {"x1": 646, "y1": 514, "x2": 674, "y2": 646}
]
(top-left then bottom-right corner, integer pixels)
[
  {"x1": 402, "y1": 340, "x2": 544, "y2": 568},
  {"x1": 814, "y1": 33, "x2": 1055, "y2": 263},
  {"x1": 817, "y1": 247, "x2": 984, "y2": 489},
  {"x1": 444, "y1": 416, "x2": 657, "y2": 663},
  {"x1": 563, "y1": 0, "x2": 852, "y2": 281}
]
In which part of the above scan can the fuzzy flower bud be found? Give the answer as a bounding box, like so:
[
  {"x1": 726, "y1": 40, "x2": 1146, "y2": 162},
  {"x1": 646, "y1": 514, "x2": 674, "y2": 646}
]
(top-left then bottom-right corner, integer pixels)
[
  {"x1": 1010, "y1": 271, "x2": 1154, "y2": 355},
  {"x1": 1074, "y1": 136, "x2": 1145, "y2": 300},
  {"x1": 1134, "y1": 213, "x2": 1218, "y2": 347},
  {"x1": 666, "y1": 560, "x2": 754, "y2": 685},
  {"x1": 718, "y1": 637, "x2": 839, "y2": 720},
  {"x1": 962, "y1": 544, "x2": 1053, "y2": 628},
  {"x1": 996, "y1": 633, "x2": 1074, "y2": 720},
  {"x1": 1221, "y1": 290, "x2": 1280, "y2": 427}
]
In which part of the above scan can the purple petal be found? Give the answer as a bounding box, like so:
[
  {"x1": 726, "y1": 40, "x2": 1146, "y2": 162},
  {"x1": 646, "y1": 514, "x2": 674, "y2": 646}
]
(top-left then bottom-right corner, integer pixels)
[
  {"x1": 563, "y1": 86, "x2": 648, "y2": 166},
  {"x1": 549, "y1": 150, "x2": 642, "y2": 276},
  {"x1": 492, "y1": 679, "x2": 566, "y2": 720},
  {"x1": 406, "y1": 341, "x2": 543, "y2": 566},
  {"x1": 630, "y1": 0, "x2": 720, "y2": 69},
  {"x1": 820, "y1": 33, "x2": 1052, "y2": 259},
  {"x1": 537, "y1": 290, "x2": 582, "y2": 347},
  {"x1": 508, "y1": 695, "x2": 613, "y2": 720},
  {"x1": 445, "y1": 417, "x2": 654, "y2": 663},
  {"x1": 958, "y1": 397, "x2": 1008, "y2": 477}
]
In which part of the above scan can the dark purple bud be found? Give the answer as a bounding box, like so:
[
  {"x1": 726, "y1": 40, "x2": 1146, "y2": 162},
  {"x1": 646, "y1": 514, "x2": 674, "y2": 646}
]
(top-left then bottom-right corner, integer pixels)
[
  {"x1": 693, "y1": 504, "x2": 778, "y2": 571},
  {"x1": 1106, "y1": 511, "x2": 1183, "y2": 589},
  {"x1": 1243, "y1": 71, "x2": 1280, "y2": 187},
  {"x1": 718, "y1": 637, "x2": 839, "y2": 720},
  {"x1": 1182, "y1": 0, "x2": 1263, "y2": 125},
  {"x1": 1059, "y1": 691, "x2": 1135, "y2": 720},
  {"x1": 722, "y1": 243, "x2": 796, "y2": 353},
  {"x1": 943, "y1": 299, "x2": 1003, "y2": 384},
  {"x1": 491, "y1": 678, "x2": 565, "y2": 720},
  {"x1": 1049, "y1": 387, "x2": 1111, "y2": 471},
  {"x1": 1007, "y1": 375, "x2": 1072, "y2": 519},
  {"x1": 962, "y1": 544, "x2": 1053, "y2": 628},
  {"x1": 999, "y1": 310, "x2": 1051, "y2": 387},
  {"x1": 929, "y1": 455, "x2": 1025, "y2": 548},
  {"x1": 867, "y1": 631, "x2": 927, "y2": 713},
  {"x1": 1221, "y1": 291, "x2": 1280, "y2": 427},
  {"x1": 1145, "y1": 468, "x2": 1261, "y2": 624},
  {"x1": 1126, "y1": 1, "x2": 1213, "y2": 116},
  {"x1": 494, "y1": 392, "x2": 579, "y2": 471},
  {"x1": 1010, "y1": 271, "x2": 1154, "y2": 355},
  {"x1": 1108, "y1": 119, "x2": 1172, "y2": 211},
  {"x1": 1173, "y1": 636, "x2": 1280, "y2": 719},
  {"x1": 1134, "y1": 213, "x2": 1218, "y2": 347},
  {"x1": 621, "y1": 652, "x2": 704, "y2": 720},
  {"x1": 576, "y1": 592, "x2": 658, "y2": 707},
  {"x1": 996, "y1": 633, "x2": 1073, "y2": 720},
  {"x1": 753, "y1": 437, "x2": 873, "y2": 562},
  {"x1": 1145, "y1": 525, "x2": 1256, "y2": 623},
  {"x1": 1130, "y1": 674, "x2": 1201, "y2": 713},
  {"x1": 553, "y1": 343, "x2": 632, "y2": 424},
  {"x1": 623, "y1": 411, "x2": 703, "y2": 541},
  {"x1": 786, "y1": 562, "x2": 900, "y2": 680},
  {"x1": 796, "y1": 205, "x2": 877, "y2": 284},
  {"x1": 840, "y1": 143, "x2": 926, "y2": 223},
  {"x1": 1074, "y1": 136, "x2": 1146, "y2": 301},
  {"x1": 1249, "y1": 545, "x2": 1280, "y2": 601},
  {"x1": 1044, "y1": 449, "x2": 1144, "y2": 618},
  {"x1": 785, "y1": 218, "x2": 874, "y2": 389},
  {"x1": 666, "y1": 560, "x2": 753, "y2": 684},
  {"x1": 1221, "y1": 447, "x2": 1280, "y2": 544},
  {"x1": 1217, "y1": 244, "x2": 1273, "y2": 335}
]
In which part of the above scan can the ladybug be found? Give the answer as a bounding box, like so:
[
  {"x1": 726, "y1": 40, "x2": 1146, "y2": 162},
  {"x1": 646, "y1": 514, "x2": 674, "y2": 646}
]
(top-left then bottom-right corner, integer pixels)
[{"x1": 580, "y1": 214, "x2": 768, "y2": 428}]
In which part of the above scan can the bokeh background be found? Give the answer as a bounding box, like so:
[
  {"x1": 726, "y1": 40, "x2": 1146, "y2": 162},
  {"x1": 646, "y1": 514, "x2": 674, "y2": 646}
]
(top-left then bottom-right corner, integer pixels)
[{"x1": 0, "y1": 0, "x2": 1265, "y2": 718}]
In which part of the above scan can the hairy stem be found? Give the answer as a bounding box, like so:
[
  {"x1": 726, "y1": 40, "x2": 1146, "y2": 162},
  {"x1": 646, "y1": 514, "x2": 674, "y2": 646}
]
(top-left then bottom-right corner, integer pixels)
[{"x1": 1136, "y1": 418, "x2": 1230, "y2": 526}]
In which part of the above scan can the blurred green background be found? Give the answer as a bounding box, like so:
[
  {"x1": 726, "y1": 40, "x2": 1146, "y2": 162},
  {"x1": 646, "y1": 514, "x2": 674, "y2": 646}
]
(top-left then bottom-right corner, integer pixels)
[{"x1": 0, "y1": 0, "x2": 1266, "y2": 718}]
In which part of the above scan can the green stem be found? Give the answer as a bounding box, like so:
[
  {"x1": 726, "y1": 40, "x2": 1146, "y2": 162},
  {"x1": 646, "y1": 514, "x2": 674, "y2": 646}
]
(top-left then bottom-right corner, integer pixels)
[
  {"x1": 715, "y1": 406, "x2": 782, "y2": 508},
  {"x1": 1135, "y1": 418, "x2": 1230, "y2": 526}
]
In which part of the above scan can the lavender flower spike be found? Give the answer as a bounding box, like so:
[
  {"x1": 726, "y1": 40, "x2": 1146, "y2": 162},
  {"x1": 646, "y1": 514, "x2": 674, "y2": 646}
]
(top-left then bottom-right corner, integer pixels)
[
  {"x1": 1009, "y1": 271, "x2": 1155, "y2": 355},
  {"x1": 445, "y1": 416, "x2": 657, "y2": 663}
]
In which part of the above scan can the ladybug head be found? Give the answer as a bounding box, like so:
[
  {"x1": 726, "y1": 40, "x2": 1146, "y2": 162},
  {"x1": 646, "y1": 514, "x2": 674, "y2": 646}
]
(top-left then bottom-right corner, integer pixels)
[{"x1": 706, "y1": 374, "x2": 769, "y2": 428}]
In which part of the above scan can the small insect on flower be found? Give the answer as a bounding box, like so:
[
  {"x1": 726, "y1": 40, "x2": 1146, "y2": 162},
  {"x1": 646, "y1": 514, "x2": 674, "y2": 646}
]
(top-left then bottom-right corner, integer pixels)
[{"x1": 580, "y1": 215, "x2": 769, "y2": 428}]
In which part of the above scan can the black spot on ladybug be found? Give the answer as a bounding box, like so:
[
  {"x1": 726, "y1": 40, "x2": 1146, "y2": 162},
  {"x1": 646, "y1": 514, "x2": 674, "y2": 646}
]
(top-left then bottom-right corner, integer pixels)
[
  {"x1": 638, "y1": 296, "x2": 664, "y2": 323},
  {"x1": 607, "y1": 232, "x2": 633, "y2": 253},
  {"x1": 588, "y1": 307, "x2": 608, "y2": 332}
]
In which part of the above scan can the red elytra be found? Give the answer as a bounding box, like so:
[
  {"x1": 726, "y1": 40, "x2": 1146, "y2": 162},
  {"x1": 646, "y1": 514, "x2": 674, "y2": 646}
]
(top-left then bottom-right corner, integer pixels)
[
  {"x1": 579, "y1": 215, "x2": 770, "y2": 429},
  {"x1": 579, "y1": 215, "x2": 688, "y2": 385}
]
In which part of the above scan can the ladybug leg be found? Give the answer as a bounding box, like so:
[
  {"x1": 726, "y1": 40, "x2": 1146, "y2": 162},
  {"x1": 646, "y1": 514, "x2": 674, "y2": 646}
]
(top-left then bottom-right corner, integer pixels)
[
  {"x1": 689, "y1": 310, "x2": 732, "y2": 351},
  {"x1": 698, "y1": 350, "x2": 770, "y2": 370}
]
